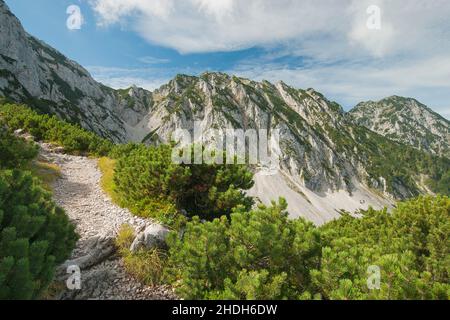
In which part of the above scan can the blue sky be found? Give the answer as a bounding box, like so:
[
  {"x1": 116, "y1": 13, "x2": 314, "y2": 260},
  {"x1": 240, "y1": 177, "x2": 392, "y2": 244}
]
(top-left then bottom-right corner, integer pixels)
[{"x1": 6, "y1": 0, "x2": 450, "y2": 118}]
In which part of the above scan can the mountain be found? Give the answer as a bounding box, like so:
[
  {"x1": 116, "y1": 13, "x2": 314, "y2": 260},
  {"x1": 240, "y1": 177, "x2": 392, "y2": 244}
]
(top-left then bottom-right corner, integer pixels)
[
  {"x1": 114, "y1": 73, "x2": 450, "y2": 223},
  {"x1": 0, "y1": 0, "x2": 150, "y2": 142},
  {"x1": 349, "y1": 96, "x2": 450, "y2": 157},
  {"x1": 0, "y1": 1, "x2": 448, "y2": 224}
]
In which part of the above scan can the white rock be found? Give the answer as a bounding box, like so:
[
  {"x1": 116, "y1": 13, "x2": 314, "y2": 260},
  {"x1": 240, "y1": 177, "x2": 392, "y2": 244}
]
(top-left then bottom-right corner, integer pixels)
[{"x1": 130, "y1": 224, "x2": 170, "y2": 253}]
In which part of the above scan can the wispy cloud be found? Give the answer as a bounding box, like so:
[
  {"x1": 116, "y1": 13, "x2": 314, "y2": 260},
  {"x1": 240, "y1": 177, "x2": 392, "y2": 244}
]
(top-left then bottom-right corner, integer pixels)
[
  {"x1": 86, "y1": 66, "x2": 170, "y2": 90},
  {"x1": 138, "y1": 56, "x2": 170, "y2": 65}
]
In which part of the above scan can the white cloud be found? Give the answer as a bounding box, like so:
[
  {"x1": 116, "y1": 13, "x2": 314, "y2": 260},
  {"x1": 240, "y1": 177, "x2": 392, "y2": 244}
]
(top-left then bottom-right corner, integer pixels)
[
  {"x1": 89, "y1": 0, "x2": 450, "y2": 58},
  {"x1": 348, "y1": 3, "x2": 396, "y2": 57},
  {"x1": 193, "y1": 0, "x2": 234, "y2": 18},
  {"x1": 88, "y1": 0, "x2": 348, "y2": 53}
]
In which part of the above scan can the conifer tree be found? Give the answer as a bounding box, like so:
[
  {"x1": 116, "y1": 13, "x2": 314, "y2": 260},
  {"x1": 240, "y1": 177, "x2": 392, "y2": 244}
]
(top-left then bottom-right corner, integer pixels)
[
  {"x1": 0, "y1": 128, "x2": 38, "y2": 169},
  {"x1": 165, "y1": 199, "x2": 321, "y2": 299},
  {"x1": 0, "y1": 170, "x2": 77, "y2": 299},
  {"x1": 113, "y1": 144, "x2": 254, "y2": 220}
]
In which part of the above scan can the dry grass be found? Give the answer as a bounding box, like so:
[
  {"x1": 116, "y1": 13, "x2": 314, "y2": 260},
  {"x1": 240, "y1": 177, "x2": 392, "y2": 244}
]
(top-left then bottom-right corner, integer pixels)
[
  {"x1": 116, "y1": 224, "x2": 135, "y2": 250},
  {"x1": 29, "y1": 161, "x2": 61, "y2": 190},
  {"x1": 116, "y1": 224, "x2": 168, "y2": 287},
  {"x1": 98, "y1": 157, "x2": 121, "y2": 204},
  {"x1": 123, "y1": 248, "x2": 168, "y2": 287}
]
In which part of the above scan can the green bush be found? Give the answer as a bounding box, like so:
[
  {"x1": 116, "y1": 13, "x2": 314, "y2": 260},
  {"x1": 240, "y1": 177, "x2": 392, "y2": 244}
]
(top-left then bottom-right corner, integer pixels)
[
  {"x1": 165, "y1": 196, "x2": 449, "y2": 300},
  {"x1": 432, "y1": 170, "x2": 450, "y2": 195},
  {"x1": 113, "y1": 144, "x2": 254, "y2": 221},
  {"x1": 109, "y1": 143, "x2": 143, "y2": 159},
  {"x1": 0, "y1": 170, "x2": 77, "y2": 299},
  {"x1": 0, "y1": 128, "x2": 38, "y2": 169},
  {"x1": 165, "y1": 199, "x2": 321, "y2": 299},
  {"x1": 314, "y1": 195, "x2": 450, "y2": 300},
  {"x1": 0, "y1": 103, "x2": 113, "y2": 156}
]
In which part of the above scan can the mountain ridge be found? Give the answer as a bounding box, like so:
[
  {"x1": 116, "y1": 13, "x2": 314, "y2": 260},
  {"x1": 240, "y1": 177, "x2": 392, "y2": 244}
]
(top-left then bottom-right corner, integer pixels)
[
  {"x1": 349, "y1": 95, "x2": 450, "y2": 157},
  {"x1": 0, "y1": 0, "x2": 152, "y2": 142}
]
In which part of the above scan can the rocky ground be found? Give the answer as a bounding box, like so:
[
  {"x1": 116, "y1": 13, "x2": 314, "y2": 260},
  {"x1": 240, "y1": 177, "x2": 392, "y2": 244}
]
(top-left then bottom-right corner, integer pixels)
[{"x1": 38, "y1": 143, "x2": 177, "y2": 300}]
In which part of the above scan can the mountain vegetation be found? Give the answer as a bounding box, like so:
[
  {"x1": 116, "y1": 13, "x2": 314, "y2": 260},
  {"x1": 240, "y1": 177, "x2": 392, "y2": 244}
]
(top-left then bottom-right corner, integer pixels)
[
  {"x1": 0, "y1": 127, "x2": 38, "y2": 169},
  {"x1": 0, "y1": 102, "x2": 113, "y2": 156},
  {"x1": 2, "y1": 0, "x2": 449, "y2": 213},
  {"x1": 0, "y1": 123, "x2": 77, "y2": 299},
  {"x1": 113, "y1": 144, "x2": 254, "y2": 224},
  {"x1": 166, "y1": 195, "x2": 449, "y2": 300},
  {"x1": 0, "y1": 99, "x2": 448, "y2": 300}
]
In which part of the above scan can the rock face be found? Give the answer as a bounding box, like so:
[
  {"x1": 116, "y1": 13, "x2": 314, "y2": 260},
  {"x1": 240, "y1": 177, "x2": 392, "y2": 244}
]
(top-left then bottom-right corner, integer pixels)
[
  {"x1": 349, "y1": 96, "x2": 450, "y2": 157},
  {"x1": 128, "y1": 73, "x2": 401, "y2": 223},
  {"x1": 0, "y1": 0, "x2": 150, "y2": 142},
  {"x1": 130, "y1": 224, "x2": 170, "y2": 253}
]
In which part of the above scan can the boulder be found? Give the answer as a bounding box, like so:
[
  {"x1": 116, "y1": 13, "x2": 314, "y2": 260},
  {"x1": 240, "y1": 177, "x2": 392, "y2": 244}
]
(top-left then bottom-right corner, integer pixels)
[{"x1": 130, "y1": 224, "x2": 170, "y2": 253}]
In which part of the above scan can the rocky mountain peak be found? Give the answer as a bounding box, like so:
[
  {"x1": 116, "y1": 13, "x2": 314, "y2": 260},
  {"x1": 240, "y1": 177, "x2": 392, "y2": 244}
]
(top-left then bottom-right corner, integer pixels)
[
  {"x1": 0, "y1": 0, "x2": 154, "y2": 142},
  {"x1": 349, "y1": 96, "x2": 450, "y2": 156}
]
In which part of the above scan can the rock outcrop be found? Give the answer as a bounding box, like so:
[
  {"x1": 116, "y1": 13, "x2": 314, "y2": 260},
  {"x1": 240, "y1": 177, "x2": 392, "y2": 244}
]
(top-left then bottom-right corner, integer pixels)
[
  {"x1": 0, "y1": 0, "x2": 150, "y2": 142},
  {"x1": 349, "y1": 96, "x2": 450, "y2": 157}
]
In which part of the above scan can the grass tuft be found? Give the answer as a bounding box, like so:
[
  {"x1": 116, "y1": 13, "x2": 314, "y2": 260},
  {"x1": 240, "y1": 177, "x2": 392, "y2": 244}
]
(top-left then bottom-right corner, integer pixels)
[
  {"x1": 29, "y1": 161, "x2": 61, "y2": 190},
  {"x1": 116, "y1": 224, "x2": 135, "y2": 250},
  {"x1": 116, "y1": 224, "x2": 168, "y2": 287}
]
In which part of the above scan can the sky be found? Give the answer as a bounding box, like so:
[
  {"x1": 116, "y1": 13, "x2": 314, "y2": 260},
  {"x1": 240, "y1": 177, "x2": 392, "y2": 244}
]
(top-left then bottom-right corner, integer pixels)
[{"x1": 5, "y1": 0, "x2": 450, "y2": 118}]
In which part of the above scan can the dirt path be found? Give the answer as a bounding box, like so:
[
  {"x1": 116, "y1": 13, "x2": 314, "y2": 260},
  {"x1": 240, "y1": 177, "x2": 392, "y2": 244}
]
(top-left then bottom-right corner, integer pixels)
[{"x1": 38, "y1": 143, "x2": 175, "y2": 300}]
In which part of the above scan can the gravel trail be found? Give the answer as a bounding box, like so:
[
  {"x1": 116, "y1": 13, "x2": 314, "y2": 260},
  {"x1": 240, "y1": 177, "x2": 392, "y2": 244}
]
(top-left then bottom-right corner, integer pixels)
[{"x1": 38, "y1": 143, "x2": 176, "y2": 300}]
